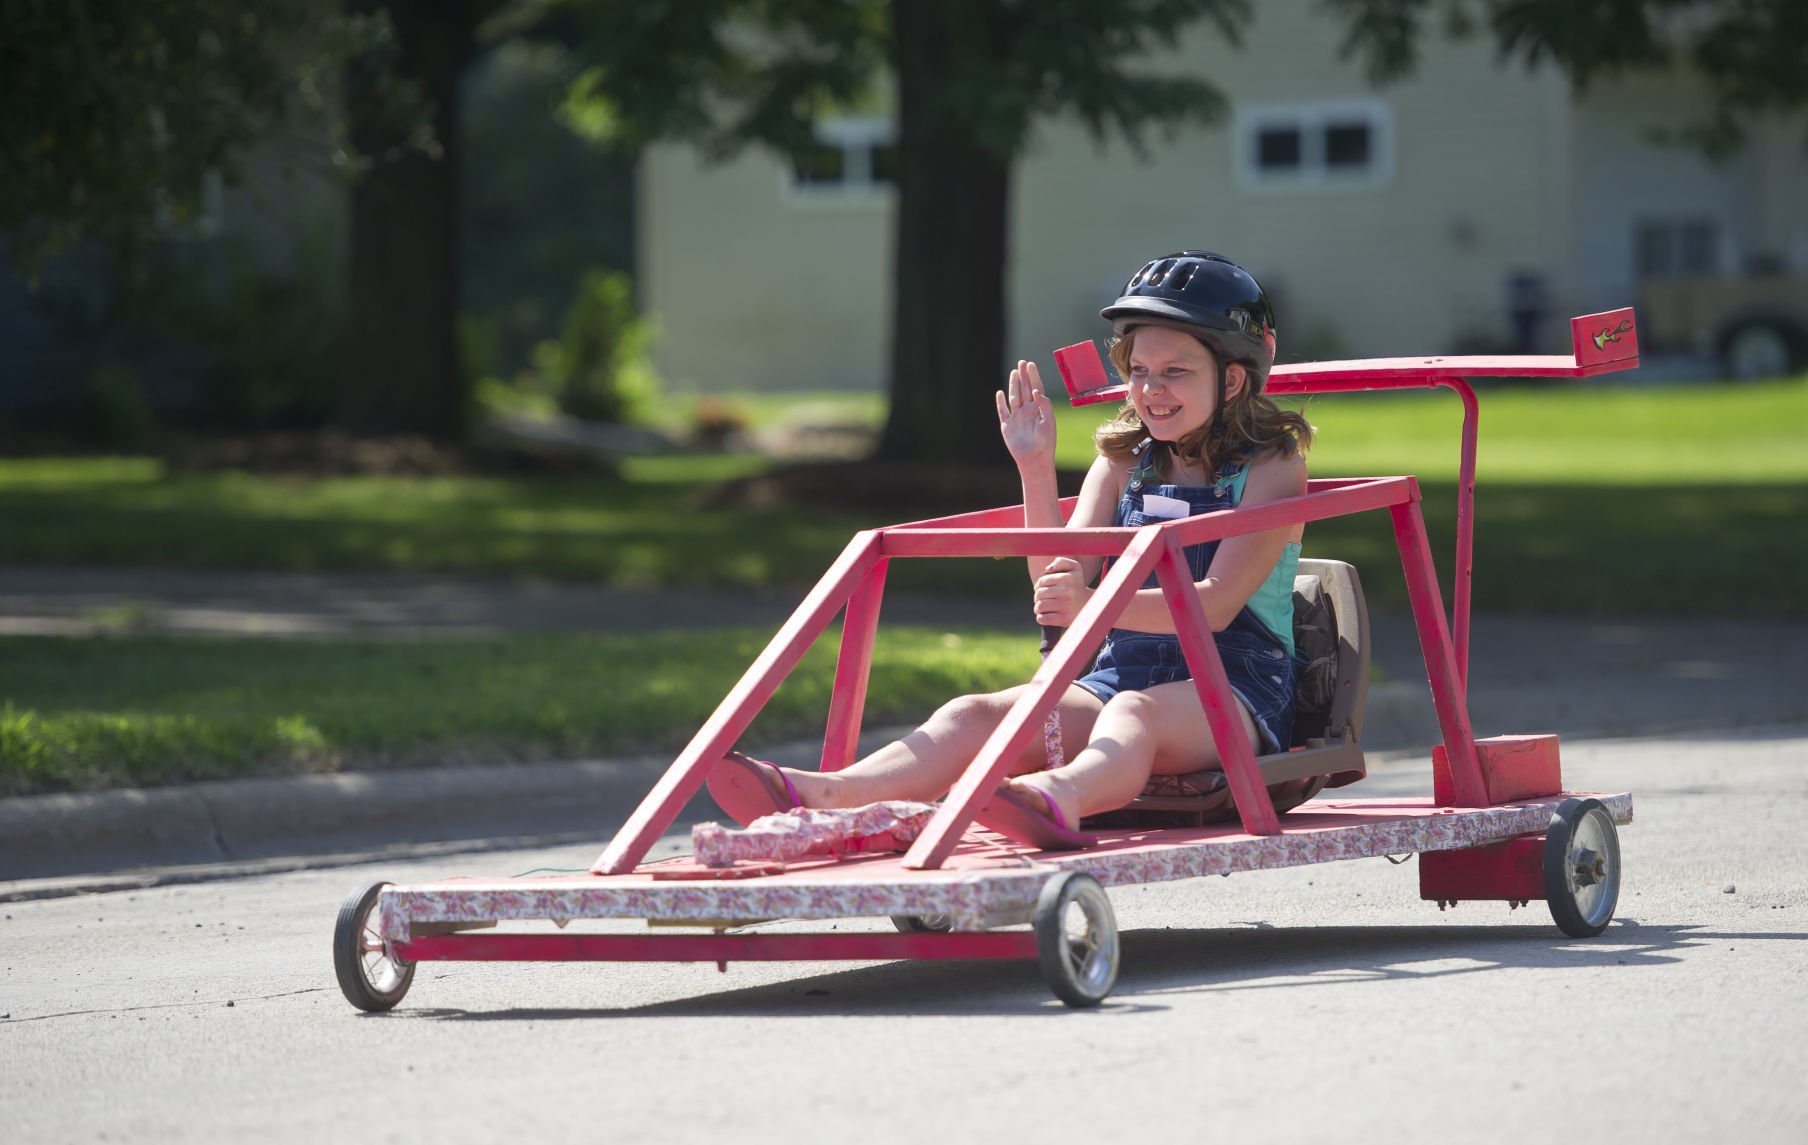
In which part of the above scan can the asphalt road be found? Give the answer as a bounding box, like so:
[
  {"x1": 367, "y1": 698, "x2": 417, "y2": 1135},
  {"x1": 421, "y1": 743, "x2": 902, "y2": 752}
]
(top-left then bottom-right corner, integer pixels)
[{"x1": 5, "y1": 728, "x2": 1805, "y2": 1144}]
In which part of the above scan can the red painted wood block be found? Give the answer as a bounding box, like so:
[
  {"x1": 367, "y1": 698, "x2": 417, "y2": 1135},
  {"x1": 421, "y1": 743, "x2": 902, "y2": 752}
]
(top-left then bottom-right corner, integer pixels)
[
  {"x1": 1571, "y1": 307, "x2": 1639, "y2": 368},
  {"x1": 1054, "y1": 340, "x2": 1125, "y2": 406},
  {"x1": 1418, "y1": 835, "x2": 1546, "y2": 901},
  {"x1": 1434, "y1": 733, "x2": 1562, "y2": 806}
]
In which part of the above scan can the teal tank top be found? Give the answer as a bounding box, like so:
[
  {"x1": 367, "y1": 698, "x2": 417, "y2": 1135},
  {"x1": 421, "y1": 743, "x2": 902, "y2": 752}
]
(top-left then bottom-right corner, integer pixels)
[{"x1": 1220, "y1": 464, "x2": 1301, "y2": 657}]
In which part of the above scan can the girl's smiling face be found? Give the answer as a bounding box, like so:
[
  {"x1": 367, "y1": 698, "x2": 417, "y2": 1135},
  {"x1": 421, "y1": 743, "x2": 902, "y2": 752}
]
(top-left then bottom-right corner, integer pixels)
[{"x1": 1125, "y1": 325, "x2": 1220, "y2": 440}]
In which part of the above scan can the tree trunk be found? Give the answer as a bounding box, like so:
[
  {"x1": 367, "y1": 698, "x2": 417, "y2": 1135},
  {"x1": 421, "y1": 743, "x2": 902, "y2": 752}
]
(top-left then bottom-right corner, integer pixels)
[
  {"x1": 339, "y1": 1, "x2": 475, "y2": 439},
  {"x1": 876, "y1": 0, "x2": 1014, "y2": 467}
]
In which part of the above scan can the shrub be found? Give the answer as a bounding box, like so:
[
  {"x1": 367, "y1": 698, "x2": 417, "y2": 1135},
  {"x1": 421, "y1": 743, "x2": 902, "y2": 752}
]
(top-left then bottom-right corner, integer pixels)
[{"x1": 548, "y1": 269, "x2": 659, "y2": 423}]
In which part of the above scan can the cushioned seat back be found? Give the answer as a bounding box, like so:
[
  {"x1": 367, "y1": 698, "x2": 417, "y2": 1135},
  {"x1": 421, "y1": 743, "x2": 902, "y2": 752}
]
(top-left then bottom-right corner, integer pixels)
[
  {"x1": 1291, "y1": 558, "x2": 1370, "y2": 751},
  {"x1": 1097, "y1": 557, "x2": 1372, "y2": 828}
]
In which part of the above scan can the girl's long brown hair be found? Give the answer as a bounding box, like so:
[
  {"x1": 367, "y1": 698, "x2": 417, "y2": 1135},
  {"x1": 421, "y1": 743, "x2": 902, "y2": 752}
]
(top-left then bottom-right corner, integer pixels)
[{"x1": 1094, "y1": 326, "x2": 1313, "y2": 476}]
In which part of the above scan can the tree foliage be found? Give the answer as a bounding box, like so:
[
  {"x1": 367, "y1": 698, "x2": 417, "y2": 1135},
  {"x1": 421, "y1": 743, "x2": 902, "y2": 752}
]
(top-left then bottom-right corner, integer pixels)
[
  {"x1": 1324, "y1": 0, "x2": 1808, "y2": 154},
  {"x1": 11, "y1": 1, "x2": 1803, "y2": 450},
  {"x1": 0, "y1": 1, "x2": 415, "y2": 270},
  {"x1": 560, "y1": 0, "x2": 1249, "y2": 164}
]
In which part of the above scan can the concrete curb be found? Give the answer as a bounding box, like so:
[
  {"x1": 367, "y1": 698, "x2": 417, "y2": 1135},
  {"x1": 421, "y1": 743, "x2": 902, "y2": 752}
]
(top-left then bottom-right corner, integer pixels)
[
  {"x1": 0, "y1": 725, "x2": 947, "y2": 888},
  {"x1": 0, "y1": 754, "x2": 684, "y2": 883}
]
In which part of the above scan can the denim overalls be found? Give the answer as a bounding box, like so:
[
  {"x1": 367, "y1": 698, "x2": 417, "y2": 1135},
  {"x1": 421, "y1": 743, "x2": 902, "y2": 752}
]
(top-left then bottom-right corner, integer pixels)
[{"x1": 1073, "y1": 443, "x2": 1300, "y2": 755}]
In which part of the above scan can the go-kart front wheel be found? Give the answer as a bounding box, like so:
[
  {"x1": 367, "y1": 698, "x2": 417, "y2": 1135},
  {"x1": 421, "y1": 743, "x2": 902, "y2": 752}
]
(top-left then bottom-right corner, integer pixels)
[
  {"x1": 1544, "y1": 798, "x2": 1622, "y2": 938},
  {"x1": 334, "y1": 880, "x2": 415, "y2": 1012},
  {"x1": 1033, "y1": 872, "x2": 1119, "y2": 1007}
]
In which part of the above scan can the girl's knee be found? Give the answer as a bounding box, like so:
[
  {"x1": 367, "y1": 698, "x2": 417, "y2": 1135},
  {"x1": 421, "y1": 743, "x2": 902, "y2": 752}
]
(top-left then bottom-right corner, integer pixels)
[
  {"x1": 1100, "y1": 690, "x2": 1160, "y2": 724},
  {"x1": 935, "y1": 689, "x2": 1014, "y2": 725}
]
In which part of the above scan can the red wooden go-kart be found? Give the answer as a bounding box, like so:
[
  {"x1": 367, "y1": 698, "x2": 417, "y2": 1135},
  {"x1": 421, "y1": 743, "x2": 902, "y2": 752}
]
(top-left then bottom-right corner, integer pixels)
[{"x1": 334, "y1": 309, "x2": 1640, "y2": 1010}]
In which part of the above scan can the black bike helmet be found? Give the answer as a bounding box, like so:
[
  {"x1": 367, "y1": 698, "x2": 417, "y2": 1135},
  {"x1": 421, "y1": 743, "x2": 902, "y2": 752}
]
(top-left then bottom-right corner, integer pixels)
[{"x1": 1100, "y1": 250, "x2": 1277, "y2": 381}]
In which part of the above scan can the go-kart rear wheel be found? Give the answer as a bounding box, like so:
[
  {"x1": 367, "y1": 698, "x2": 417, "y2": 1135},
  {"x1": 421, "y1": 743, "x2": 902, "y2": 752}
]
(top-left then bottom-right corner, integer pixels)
[
  {"x1": 890, "y1": 914, "x2": 953, "y2": 934},
  {"x1": 1544, "y1": 798, "x2": 1621, "y2": 938},
  {"x1": 334, "y1": 880, "x2": 415, "y2": 1012},
  {"x1": 1033, "y1": 872, "x2": 1118, "y2": 1008}
]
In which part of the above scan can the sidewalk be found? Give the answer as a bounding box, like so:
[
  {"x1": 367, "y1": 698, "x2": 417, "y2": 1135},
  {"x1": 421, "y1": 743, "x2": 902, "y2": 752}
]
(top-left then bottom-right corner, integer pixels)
[{"x1": 4, "y1": 565, "x2": 1804, "y2": 894}]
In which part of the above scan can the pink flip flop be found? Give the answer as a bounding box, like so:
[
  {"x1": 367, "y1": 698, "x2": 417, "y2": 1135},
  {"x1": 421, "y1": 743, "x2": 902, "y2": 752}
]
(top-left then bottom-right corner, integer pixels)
[
  {"x1": 974, "y1": 785, "x2": 1097, "y2": 851},
  {"x1": 705, "y1": 752, "x2": 803, "y2": 826}
]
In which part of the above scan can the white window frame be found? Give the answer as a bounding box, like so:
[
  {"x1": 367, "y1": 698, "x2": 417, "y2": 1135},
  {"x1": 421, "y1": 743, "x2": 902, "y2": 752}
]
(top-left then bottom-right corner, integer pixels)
[
  {"x1": 785, "y1": 115, "x2": 896, "y2": 201},
  {"x1": 1233, "y1": 99, "x2": 1395, "y2": 192}
]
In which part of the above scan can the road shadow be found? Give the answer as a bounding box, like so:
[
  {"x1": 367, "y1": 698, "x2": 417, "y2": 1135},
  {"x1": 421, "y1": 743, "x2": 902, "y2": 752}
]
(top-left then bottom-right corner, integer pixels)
[{"x1": 385, "y1": 919, "x2": 1799, "y2": 1021}]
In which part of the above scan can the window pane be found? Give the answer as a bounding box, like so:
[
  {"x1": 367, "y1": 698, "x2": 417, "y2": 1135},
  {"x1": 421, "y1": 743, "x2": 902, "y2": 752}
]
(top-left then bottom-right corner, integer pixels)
[
  {"x1": 1634, "y1": 223, "x2": 1674, "y2": 277},
  {"x1": 792, "y1": 144, "x2": 845, "y2": 186},
  {"x1": 1678, "y1": 221, "x2": 1717, "y2": 275},
  {"x1": 1324, "y1": 122, "x2": 1371, "y2": 168},
  {"x1": 1256, "y1": 127, "x2": 1301, "y2": 170}
]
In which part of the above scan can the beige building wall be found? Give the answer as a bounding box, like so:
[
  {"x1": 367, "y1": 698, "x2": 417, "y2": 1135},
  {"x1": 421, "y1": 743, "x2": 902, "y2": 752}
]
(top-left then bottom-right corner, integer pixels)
[
  {"x1": 1570, "y1": 73, "x2": 1746, "y2": 311},
  {"x1": 639, "y1": 144, "x2": 894, "y2": 393}
]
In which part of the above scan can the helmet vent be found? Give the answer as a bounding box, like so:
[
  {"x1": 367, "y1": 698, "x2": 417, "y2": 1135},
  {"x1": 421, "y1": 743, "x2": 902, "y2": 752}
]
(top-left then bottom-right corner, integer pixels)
[
  {"x1": 1172, "y1": 262, "x2": 1199, "y2": 290},
  {"x1": 1148, "y1": 258, "x2": 1176, "y2": 287}
]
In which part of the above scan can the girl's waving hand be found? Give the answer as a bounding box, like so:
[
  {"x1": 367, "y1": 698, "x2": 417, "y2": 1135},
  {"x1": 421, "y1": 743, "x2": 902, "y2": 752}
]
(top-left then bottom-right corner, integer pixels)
[{"x1": 996, "y1": 359, "x2": 1056, "y2": 470}]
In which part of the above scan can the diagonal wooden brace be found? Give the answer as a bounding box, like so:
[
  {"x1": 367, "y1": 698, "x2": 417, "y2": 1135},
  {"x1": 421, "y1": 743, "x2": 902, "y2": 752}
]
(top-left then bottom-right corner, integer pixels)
[
  {"x1": 1389, "y1": 494, "x2": 1486, "y2": 806},
  {"x1": 592, "y1": 531, "x2": 884, "y2": 874},
  {"x1": 820, "y1": 558, "x2": 889, "y2": 772},
  {"x1": 1154, "y1": 544, "x2": 1281, "y2": 836},
  {"x1": 901, "y1": 525, "x2": 1168, "y2": 869}
]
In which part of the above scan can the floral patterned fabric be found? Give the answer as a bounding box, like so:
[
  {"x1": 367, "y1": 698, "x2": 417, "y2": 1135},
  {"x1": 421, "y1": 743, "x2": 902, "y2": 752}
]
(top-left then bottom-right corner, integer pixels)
[{"x1": 691, "y1": 801, "x2": 939, "y2": 867}]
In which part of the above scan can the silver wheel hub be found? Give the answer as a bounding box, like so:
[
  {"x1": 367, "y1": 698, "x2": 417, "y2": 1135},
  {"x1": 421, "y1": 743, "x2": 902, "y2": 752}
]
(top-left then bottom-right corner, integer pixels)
[
  {"x1": 1058, "y1": 884, "x2": 1119, "y2": 994},
  {"x1": 1561, "y1": 809, "x2": 1619, "y2": 927}
]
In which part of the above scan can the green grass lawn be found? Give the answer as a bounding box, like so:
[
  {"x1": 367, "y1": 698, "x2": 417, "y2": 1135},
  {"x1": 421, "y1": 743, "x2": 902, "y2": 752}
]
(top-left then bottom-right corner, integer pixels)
[
  {"x1": 0, "y1": 626, "x2": 1040, "y2": 796},
  {"x1": 3, "y1": 378, "x2": 1802, "y2": 614},
  {"x1": 1054, "y1": 376, "x2": 1808, "y2": 482},
  {"x1": 2, "y1": 378, "x2": 1802, "y2": 792}
]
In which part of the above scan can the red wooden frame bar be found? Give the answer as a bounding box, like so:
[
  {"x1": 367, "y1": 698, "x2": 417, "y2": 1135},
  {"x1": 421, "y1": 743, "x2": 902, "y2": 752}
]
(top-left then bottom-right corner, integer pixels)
[
  {"x1": 593, "y1": 531, "x2": 884, "y2": 875},
  {"x1": 398, "y1": 930, "x2": 1038, "y2": 963},
  {"x1": 1392, "y1": 495, "x2": 1485, "y2": 806},
  {"x1": 879, "y1": 477, "x2": 1410, "y2": 559},
  {"x1": 820, "y1": 558, "x2": 889, "y2": 772},
  {"x1": 1055, "y1": 308, "x2": 1639, "y2": 406},
  {"x1": 1155, "y1": 546, "x2": 1280, "y2": 835},
  {"x1": 901, "y1": 524, "x2": 1169, "y2": 869}
]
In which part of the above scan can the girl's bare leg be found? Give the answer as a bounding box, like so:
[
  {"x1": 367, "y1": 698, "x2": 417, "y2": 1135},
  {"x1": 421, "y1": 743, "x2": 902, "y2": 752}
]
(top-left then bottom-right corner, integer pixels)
[
  {"x1": 783, "y1": 684, "x2": 1105, "y2": 808},
  {"x1": 1006, "y1": 679, "x2": 1260, "y2": 827}
]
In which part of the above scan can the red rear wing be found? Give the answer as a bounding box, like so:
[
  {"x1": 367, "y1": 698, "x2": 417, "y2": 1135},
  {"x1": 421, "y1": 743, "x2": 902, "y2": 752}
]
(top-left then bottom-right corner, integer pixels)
[{"x1": 1052, "y1": 307, "x2": 1640, "y2": 405}]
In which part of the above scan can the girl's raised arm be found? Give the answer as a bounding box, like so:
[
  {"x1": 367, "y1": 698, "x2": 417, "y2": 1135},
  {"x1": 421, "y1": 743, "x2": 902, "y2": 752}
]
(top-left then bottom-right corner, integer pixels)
[
  {"x1": 998, "y1": 360, "x2": 1124, "y2": 581},
  {"x1": 997, "y1": 359, "x2": 1062, "y2": 582}
]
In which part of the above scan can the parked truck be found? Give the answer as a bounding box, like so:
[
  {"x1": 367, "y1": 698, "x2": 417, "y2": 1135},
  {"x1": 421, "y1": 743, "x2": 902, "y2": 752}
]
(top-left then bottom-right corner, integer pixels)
[{"x1": 1641, "y1": 272, "x2": 1808, "y2": 380}]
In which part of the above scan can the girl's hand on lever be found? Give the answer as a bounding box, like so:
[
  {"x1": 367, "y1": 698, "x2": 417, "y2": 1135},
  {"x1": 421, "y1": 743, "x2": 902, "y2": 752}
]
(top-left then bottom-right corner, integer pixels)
[{"x1": 1034, "y1": 557, "x2": 1092, "y2": 629}]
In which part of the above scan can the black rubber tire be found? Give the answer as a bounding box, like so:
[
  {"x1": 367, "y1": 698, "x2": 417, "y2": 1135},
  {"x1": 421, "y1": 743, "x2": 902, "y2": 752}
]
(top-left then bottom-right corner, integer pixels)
[
  {"x1": 1718, "y1": 317, "x2": 1807, "y2": 381},
  {"x1": 334, "y1": 880, "x2": 415, "y2": 1012},
  {"x1": 1033, "y1": 872, "x2": 1119, "y2": 1008},
  {"x1": 1544, "y1": 798, "x2": 1622, "y2": 938},
  {"x1": 890, "y1": 914, "x2": 954, "y2": 934}
]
